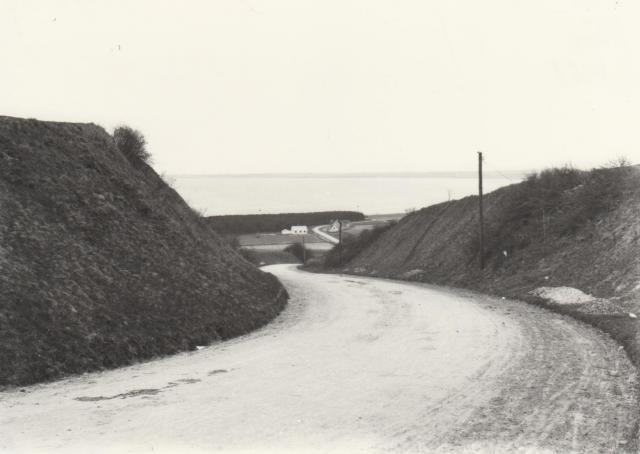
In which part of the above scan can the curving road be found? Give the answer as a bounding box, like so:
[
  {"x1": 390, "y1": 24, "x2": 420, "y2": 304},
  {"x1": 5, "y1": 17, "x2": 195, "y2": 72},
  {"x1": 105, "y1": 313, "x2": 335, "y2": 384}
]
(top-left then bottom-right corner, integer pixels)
[
  {"x1": 1, "y1": 265, "x2": 637, "y2": 453},
  {"x1": 312, "y1": 225, "x2": 340, "y2": 244}
]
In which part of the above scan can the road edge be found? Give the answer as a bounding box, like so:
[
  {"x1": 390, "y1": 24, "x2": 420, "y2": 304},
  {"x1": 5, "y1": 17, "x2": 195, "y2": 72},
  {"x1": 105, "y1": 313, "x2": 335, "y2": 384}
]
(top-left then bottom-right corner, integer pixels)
[{"x1": 301, "y1": 266, "x2": 640, "y2": 452}]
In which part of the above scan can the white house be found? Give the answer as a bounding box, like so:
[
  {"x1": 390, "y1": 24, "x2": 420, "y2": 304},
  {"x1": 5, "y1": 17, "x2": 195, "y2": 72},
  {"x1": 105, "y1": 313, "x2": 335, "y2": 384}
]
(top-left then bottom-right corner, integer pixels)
[{"x1": 281, "y1": 225, "x2": 308, "y2": 235}]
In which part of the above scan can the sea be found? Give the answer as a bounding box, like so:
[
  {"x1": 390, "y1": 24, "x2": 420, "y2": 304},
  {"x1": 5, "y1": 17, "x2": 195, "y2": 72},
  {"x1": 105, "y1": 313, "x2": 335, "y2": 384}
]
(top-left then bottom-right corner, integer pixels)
[{"x1": 170, "y1": 174, "x2": 521, "y2": 216}]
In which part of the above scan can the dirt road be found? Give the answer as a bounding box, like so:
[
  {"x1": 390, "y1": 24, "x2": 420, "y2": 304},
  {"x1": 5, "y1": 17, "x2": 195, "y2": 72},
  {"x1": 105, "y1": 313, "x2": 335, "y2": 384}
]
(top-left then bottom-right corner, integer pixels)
[
  {"x1": 1, "y1": 265, "x2": 637, "y2": 453},
  {"x1": 312, "y1": 225, "x2": 340, "y2": 244}
]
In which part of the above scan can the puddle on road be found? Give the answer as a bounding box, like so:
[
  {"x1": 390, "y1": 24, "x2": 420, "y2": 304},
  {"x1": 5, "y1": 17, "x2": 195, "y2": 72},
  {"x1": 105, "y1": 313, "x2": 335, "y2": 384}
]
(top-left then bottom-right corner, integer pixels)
[
  {"x1": 75, "y1": 377, "x2": 206, "y2": 402},
  {"x1": 208, "y1": 369, "x2": 228, "y2": 376},
  {"x1": 355, "y1": 333, "x2": 380, "y2": 343},
  {"x1": 75, "y1": 388, "x2": 161, "y2": 401},
  {"x1": 165, "y1": 378, "x2": 201, "y2": 388},
  {"x1": 345, "y1": 280, "x2": 367, "y2": 286},
  {"x1": 176, "y1": 378, "x2": 201, "y2": 384}
]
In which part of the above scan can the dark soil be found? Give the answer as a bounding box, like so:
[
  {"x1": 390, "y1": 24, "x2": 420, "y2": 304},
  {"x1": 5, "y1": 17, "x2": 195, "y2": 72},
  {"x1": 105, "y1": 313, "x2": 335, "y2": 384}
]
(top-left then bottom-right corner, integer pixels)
[{"x1": 0, "y1": 116, "x2": 287, "y2": 387}]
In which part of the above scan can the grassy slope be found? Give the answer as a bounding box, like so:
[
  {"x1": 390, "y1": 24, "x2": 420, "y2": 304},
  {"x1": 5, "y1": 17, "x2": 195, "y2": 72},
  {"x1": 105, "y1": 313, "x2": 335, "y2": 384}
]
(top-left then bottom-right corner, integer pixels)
[
  {"x1": 0, "y1": 116, "x2": 287, "y2": 387},
  {"x1": 345, "y1": 166, "x2": 640, "y2": 362},
  {"x1": 348, "y1": 168, "x2": 640, "y2": 293}
]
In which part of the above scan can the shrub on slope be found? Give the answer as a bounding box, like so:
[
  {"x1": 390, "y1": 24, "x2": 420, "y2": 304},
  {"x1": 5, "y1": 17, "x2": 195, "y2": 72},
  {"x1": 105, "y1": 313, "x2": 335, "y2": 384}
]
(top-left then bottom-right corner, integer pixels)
[
  {"x1": 474, "y1": 164, "x2": 635, "y2": 262},
  {"x1": 0, "y1": 116, "x2": 287, "y2": 387},
  {"x1": 345, "y1": 163, "x2": 640, "y2": 298},
  {"x1": 113, "y1": 125, "x2": 151, "y2": 165}
]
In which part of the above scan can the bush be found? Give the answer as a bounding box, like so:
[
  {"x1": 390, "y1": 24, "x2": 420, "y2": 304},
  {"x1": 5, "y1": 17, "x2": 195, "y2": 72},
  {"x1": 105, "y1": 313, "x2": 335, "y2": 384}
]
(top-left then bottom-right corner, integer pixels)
[
  {"x1": 113, "y1": 126, "x2": 150, "y2": 165},
  {"x1": 238, "y1": 248, "x2": 260, "y2": 265},
  {"x1": 477, "y1": 160, "x2": 637, "y2": 266},
  {"x1": 284, "y1": 242, "x2": 307, "y2": 262}
]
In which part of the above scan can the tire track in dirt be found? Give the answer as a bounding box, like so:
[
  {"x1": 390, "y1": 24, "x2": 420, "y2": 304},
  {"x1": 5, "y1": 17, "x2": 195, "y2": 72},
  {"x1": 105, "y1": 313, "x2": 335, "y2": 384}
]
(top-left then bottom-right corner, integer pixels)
[
  {"x1": 443, "y1": 300, "x2": 638, "y2": 453},
  {"x1": 0, "y1": 265, "x2": 637, "y2": 453}
]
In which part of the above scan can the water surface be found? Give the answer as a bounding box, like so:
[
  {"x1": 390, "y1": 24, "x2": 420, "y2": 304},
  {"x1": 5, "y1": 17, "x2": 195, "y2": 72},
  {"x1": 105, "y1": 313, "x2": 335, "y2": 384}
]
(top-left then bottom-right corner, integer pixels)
[{"x1": 171, "y1": 175, "x2": 516, "y2": 216}]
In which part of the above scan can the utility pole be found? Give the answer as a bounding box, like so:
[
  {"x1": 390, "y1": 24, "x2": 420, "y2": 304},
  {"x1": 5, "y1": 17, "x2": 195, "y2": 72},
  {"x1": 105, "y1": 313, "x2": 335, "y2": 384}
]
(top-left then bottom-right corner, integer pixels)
[
  {"x1": 301, "y1": 234, "x2": 306, "y2": 265},
  {"x1": 478, "y1": 151, "x2": 484, "y2": 270},
  {"x1": 338, "y1": 220, "x2": 343, "y2": 266}
]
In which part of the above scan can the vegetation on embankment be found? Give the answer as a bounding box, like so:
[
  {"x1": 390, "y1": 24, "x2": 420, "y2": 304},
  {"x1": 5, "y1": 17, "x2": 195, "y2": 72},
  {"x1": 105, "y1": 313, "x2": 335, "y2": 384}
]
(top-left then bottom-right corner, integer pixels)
[
  {"x1": 0, "y1": 116, "x2": 287, "y2": 387},
  {"x1": 340, "y1": 162, "x2": 640, "y2": 365},
  {"x1": 323, "y1": 222, "x2": 396, "y2": 268},
  {"x1": 207, "y1": 211, "x2": 364, "y2": 235}
]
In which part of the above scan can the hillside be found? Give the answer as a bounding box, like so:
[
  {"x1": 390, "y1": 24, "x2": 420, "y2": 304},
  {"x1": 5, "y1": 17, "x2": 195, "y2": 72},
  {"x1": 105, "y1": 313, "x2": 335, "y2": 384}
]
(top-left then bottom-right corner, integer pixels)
[
  {"x1": 0, "y1": 116, "x2": 287, "y2": 387},
  {"x1": 344, "y1": 164, "x2": 640, "y2": 360}
]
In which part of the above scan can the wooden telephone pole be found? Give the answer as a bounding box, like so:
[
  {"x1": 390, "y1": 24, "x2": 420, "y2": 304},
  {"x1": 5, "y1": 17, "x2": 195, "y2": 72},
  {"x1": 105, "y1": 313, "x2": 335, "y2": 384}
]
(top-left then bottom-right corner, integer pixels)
[
  {"x1": 338, "y1": 220, "x2": 343, "y2": 266},
  {"x1": 478, "y1": 151, "x2": 484, "y2": 270}
]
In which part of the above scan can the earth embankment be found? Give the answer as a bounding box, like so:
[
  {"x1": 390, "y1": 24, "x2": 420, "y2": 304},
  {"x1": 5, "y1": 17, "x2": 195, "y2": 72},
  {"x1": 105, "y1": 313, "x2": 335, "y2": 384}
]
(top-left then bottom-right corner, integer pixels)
[{"x1": 0, "y1": 116, "x2": 287, "y2": 387}]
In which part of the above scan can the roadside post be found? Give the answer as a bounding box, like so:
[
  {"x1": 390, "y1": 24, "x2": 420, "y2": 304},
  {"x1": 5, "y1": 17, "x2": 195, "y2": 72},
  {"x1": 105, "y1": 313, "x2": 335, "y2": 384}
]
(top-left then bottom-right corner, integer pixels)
[
  {"x1": 478, "y1": 151, "x2": 484, "y2": 270},
  {"x1": 338, "y1": 220, "x2": 343, "y2": 266},
  {"x1": 302, "y1": 234, "x2": 306, "y2": 265}
]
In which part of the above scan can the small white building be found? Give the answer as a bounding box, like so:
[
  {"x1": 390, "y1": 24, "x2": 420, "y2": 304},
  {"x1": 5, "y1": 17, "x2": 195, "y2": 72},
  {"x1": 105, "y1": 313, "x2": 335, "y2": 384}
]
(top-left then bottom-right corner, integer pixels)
[
  {"x1": 290, "y1": 225, "x2": 308, "y2": 235},
  {"x1": 281, "y1": 225, "x2": 308, "y2": 235}
]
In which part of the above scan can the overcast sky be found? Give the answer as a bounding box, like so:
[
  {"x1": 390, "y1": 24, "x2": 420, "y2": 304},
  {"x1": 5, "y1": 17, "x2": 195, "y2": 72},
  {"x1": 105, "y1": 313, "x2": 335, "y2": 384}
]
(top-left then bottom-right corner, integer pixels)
[{"x1": 2, "y1": 1, "x2": 639, "y2": 174}]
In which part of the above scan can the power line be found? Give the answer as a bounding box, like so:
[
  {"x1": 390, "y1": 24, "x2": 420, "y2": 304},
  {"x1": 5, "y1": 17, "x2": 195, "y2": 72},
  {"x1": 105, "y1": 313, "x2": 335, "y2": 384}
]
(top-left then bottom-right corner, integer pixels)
[{"x1": 482, "y1": 158, "x2": 518, "y2": 183}]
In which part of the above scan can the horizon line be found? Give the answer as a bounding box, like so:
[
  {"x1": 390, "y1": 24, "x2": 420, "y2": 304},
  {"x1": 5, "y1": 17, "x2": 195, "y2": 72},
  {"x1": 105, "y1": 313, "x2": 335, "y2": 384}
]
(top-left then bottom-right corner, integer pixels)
[{"x1": 167, "y1": 170, "x2": 529, "y2": 179}]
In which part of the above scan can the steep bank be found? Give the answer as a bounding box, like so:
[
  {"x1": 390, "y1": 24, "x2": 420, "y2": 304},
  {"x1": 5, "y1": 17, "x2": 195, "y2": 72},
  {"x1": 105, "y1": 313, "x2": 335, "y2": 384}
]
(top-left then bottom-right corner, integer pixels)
[
  {"x1": 0, "y1": 116, "x2": 287, "y2": 387},
  {"x1": 345, "y1": 165, "x2": 640, "y2": 361}
]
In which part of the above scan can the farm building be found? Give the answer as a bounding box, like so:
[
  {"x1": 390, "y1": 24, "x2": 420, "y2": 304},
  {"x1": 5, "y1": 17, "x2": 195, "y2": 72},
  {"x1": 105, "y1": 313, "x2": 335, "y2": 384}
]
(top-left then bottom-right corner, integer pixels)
[{"x1": 291, "y1": 226, "x2": 308, "y2": 235}]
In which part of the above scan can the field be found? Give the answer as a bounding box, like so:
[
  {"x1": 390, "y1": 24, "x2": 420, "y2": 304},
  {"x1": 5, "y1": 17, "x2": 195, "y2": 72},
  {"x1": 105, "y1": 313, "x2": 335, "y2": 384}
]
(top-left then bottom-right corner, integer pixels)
[
  {"x1": 236, "y1": 214, "x2": 404, "y2": 266},
  {"x1": 236, "y1": 232, "x2": 328, "y2": 247},
  {"x1": 243, "y1": 243, "x2": 333, "y2": 251},
  {"x1": 207, "y1": 211, "x2": 365, "y2": 235},
  {"x1": 235, "y1": 232, "x2": 333, "y2": 266}
]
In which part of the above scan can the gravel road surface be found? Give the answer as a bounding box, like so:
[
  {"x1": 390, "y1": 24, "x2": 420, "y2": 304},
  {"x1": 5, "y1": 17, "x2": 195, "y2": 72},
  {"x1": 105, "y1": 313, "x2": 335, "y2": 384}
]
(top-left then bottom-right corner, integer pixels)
[
  {"x1": 311, "y1": 225, "x2": 339, "y2": 244},
  {"x1": 1, "y1": 265, "x2": 637, "y2": 453}
]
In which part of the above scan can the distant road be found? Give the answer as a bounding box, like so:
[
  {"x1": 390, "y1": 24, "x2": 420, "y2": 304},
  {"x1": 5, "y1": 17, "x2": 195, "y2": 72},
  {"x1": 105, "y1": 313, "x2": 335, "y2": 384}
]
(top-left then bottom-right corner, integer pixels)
[
  {"x1": 0, "y1": 266, "x2": 636, "y2": 452},
  {"x1": 312, "y1": 225, "x2": 339, "y2": 244},
  {"x1": 313, "y1": 219, "x2": 394, "y2": 243}
]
